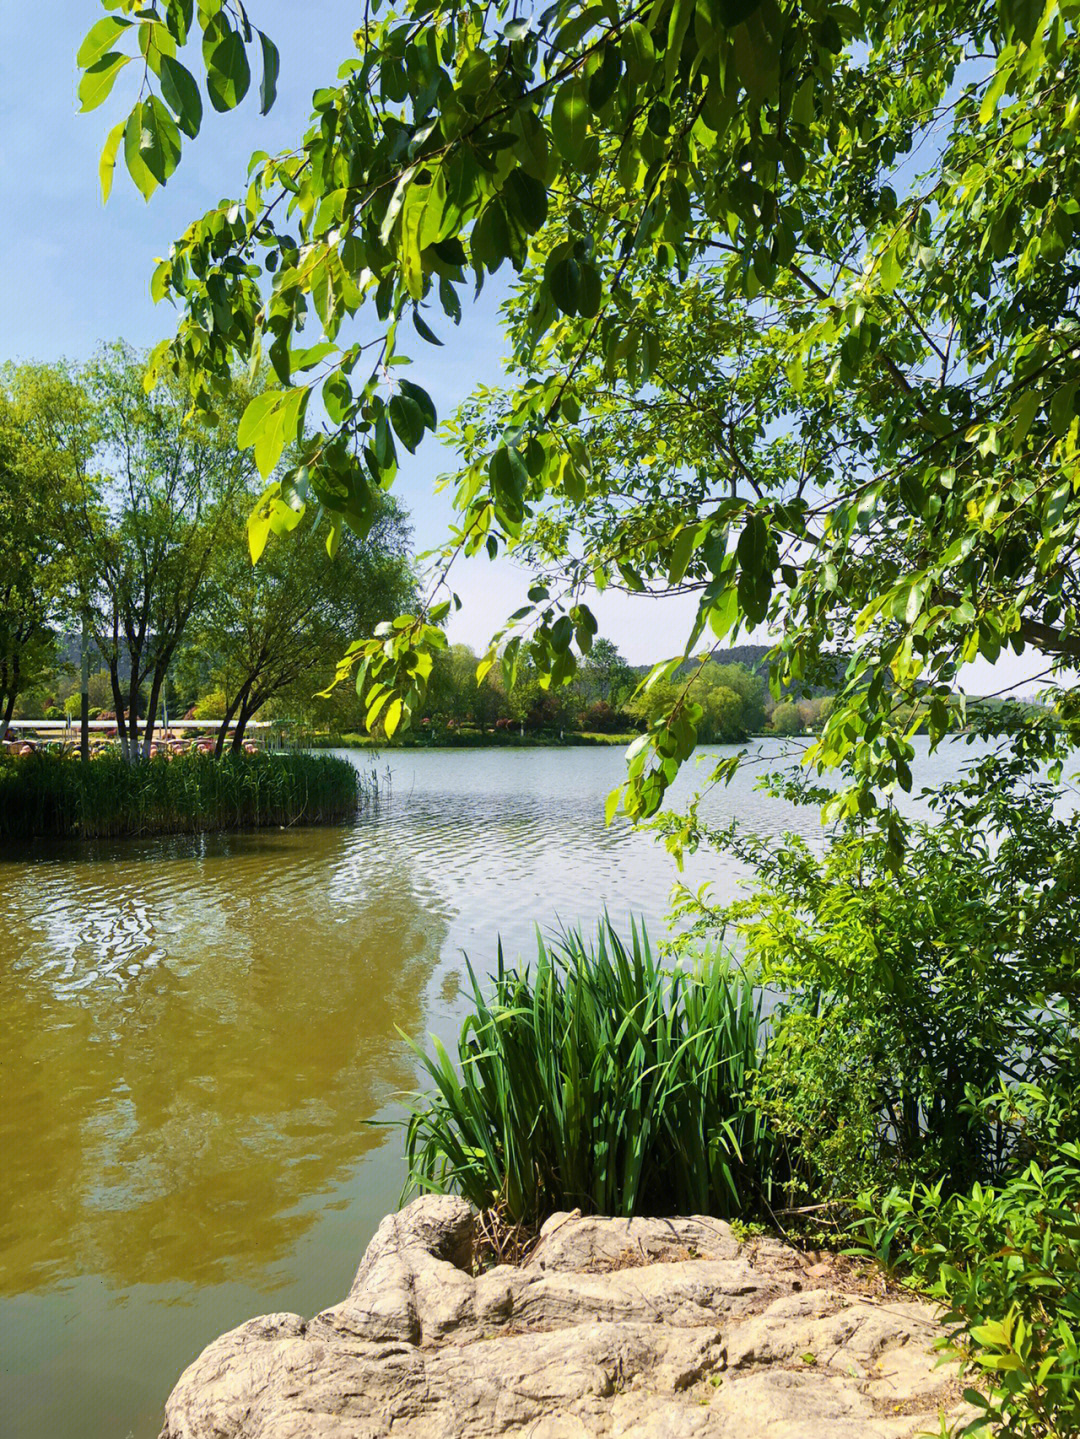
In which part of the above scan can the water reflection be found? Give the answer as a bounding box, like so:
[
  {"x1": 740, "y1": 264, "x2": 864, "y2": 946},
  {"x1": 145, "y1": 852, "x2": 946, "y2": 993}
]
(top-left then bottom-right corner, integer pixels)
[{"x1": 0, "y1": 828, "x2": 446, "y2": 1294}]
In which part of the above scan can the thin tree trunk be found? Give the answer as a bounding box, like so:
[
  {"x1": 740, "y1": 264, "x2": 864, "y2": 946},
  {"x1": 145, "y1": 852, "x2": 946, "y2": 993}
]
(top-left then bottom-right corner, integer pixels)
[
  {"x1": 142, "y1": 668, "x2": 166, "y2": 760},
  {"x1": 127, "y1": 662, "x2": 143, "y2": 765},
  {"x1": 109, "y1": 663, "x2": 130, "y2": 761},
  {"x1": 80, "y1": 622, "x2": 90, "y2": 763},
  {"x1": 231, "y1": 695, "x2": 258, "y2": 752},
  {"x1": 215, "y1": 682, "x2": 249, "y2": 758},
  {"x1": 0, "y1": 689, "x2": 15, "y2": 747}
]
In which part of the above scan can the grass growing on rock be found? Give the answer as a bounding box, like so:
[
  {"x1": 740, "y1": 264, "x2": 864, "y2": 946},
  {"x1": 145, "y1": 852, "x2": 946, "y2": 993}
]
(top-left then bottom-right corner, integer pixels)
[
  {"x1": 0, "y1": 749, "x2": 362, "y2": 840},
  {"x1": 403, "y1": 920, "x2": 786, "y2": 1224}
]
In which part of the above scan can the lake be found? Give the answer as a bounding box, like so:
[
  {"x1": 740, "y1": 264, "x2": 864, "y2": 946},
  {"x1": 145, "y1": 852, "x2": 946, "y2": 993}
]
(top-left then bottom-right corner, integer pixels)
[{"x1": 0, "y1": 738, "x2": 985, "y2": 1439}]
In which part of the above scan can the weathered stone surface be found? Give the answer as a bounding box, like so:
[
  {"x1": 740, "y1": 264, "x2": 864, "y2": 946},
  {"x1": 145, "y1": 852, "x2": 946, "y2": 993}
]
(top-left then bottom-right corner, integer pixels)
[{"x1": 160, "y1": 1196, "x2": 969, "y2": 1439}]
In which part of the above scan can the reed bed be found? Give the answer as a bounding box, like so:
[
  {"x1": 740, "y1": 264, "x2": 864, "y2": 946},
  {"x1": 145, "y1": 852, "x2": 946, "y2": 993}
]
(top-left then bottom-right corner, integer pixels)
[
  {"x1": 404, "y1": 920, "x2": 787, "y2": 1224},
  {"x1": 0, "y1": 750, "x2": 361, "y2": 840}
]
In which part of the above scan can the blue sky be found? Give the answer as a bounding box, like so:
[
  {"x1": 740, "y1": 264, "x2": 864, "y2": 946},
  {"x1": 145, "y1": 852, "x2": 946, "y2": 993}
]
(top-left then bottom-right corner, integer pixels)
[{"x1": 0, "y1": 5, "x2": 1050, "y2": 691}]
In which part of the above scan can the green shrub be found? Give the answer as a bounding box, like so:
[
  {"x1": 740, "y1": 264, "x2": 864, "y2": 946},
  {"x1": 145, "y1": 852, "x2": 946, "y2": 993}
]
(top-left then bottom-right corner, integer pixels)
[
  {"x1": 770, "y1": 701, "x2": 803, "y2": 735},
  {"x1": 852, "y1": 1087, "x2": 1080, "y2": 1439},
  {"x1": 192, "y1": 690, "x2": 227, "y2": 720},
  {"x1": 0, "y1": 749, "x2": 362, "y2": 839},
  {"x1": 403, "y1": 920, "x2": 785, "y2": 1224},
  {"x1": 669, "y1": 764, "x2": 1080, "y2": 1203}
]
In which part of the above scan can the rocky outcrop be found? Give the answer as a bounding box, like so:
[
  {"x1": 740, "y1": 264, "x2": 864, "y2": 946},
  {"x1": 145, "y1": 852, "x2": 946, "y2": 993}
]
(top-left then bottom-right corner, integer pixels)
[{"x1": 160, "y1": 1196, "x2": 969, "y2": 1438}]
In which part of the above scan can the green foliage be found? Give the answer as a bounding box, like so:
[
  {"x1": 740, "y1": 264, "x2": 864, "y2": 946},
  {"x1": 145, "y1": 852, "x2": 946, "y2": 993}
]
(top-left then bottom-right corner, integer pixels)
[
  {"x1": 0, "y1": 385, "x2": 81, "y2": 738},
  {"x1": 182, "y1": 491, "x2": 415, "y2": 751},
  {"x1": 8, "y1": 346, "x2": 262, "y2": 762},
  {"x1": 627, "y1": 659, "x2": 765, "y2": 742},
  {"x1": 769, "y1": 701, "x2": 803, "y2": 736},
  {"x1": 0, "y1": 750, "x2": 361, "y2": 840},
  {"x1": 852, "y1": 1088, "x2": 1080, "y2": 1439},
  {"x1": 668, "y1": 757, "x2": 1080, "y2": 1202},
  {"x1": 192, "y1": 690, "x2": 226, "y2": 720},
  {"x1": 403, "y1": 920, "x2": 785, "y2": 1224},
  {"x1": 79, "y1": 0, "x2": 1080, "y2": 822}
]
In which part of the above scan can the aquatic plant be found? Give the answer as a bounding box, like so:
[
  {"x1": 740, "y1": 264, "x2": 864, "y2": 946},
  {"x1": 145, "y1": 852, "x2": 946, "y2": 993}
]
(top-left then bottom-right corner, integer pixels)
[
  {"x1": 0, "y1": 749, "x2": 362, "y2": 840},
  {"x1": 403, "y1": 920, "x2": 785, "y2": 1224}
]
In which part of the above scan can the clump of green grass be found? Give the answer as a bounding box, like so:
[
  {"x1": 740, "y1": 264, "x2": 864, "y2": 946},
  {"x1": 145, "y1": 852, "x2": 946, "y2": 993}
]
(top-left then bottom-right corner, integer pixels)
[
  {"x1": 0, "y1": 749, "x2": 362, "y2": 840},
  {"x1": 403, "y1": 920, "x2": 786, "y2": 1224}
]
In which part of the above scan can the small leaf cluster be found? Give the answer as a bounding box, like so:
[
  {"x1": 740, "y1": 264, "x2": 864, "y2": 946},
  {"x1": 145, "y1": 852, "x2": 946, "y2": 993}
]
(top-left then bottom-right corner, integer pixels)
[{"x1": 79, "y1": 1, "x2": 279, "y2": 202}]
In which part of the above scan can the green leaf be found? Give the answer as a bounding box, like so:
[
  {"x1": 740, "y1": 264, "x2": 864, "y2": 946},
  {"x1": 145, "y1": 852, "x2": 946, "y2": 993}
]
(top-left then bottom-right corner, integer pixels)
[
  {"x1": 247, "y1": 485, "x2": 279, "y2": 563},
  {"x1": 577, "y1": 263, "x2": 602, "y2": 318},
  {"x1": 622, "y1": 22, "x2": 655, "y2": 83},
  {"x1": 258, "y1": 31, "x2": 280, "y2": 115},
  {"x1": 77, "y1": 15, "x2": 132, "y2": 68},
  {"x1": 204, "y1": 19, "x2": 251, "y2": 113},
  {"x1": 504, "y1": 168, "x2": 548, "y2": 232},
  {"x1": 139, "y1": 96, "x2": 182, "y2": 186},
  {"x1": 979, "y1": 64, "x2": 1010, "y2": 126},
  {"x1": 998, "y1": 0, "x2": 1044, "y2": 45},
  {"x1": 159, "y1": 55, "x2": 202, "y2": 139},
  {"x1": 413, "y1": 310, "x2": 444, "y2": 346},
  {"x1": 398, "y1": 379, "x2": 437, "y2": 429},
  {"x1": 389, "y1": 393, "x2": 426, "y2": 452},
  {"x1": 1010, "y1": 390, "x2": 1040, "y2": 444},
  {"x1": 123, "y1": 105, "x2": 158, "y2": 201},
  {"x1": 549, "y1": 256, "x2": 581, "y2": 315},
  {"x1": 99, "y1": 120, "x2": 125, "y2": 204},
  {"x1": 552, "y1": 78, "x2": 589, "y2": 166},
  {"x1": 238, "y1": 391, "x2": 280, "y2": 451},
  {"x1": 78, "y1": 53, "x2": 132, "y2": 112},
  {"x1": 383, "y1": 697, "x2": 404, "y2": 738}
]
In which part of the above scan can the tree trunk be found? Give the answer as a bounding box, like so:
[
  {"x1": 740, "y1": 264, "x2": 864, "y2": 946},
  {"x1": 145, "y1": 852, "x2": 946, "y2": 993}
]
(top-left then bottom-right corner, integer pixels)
[
  {"x1": 80, "y1": 622, "x2": 90, "y2": 763},
  {"x1": 215, "y1": 682, "x2": 249, "y2": 758},
  {"x1": 109, "y1": 663, "x2": 130, "y2": 761},
  {"x1": 141, "y1": 667, "x2": 166, "y2": 760},
  {"x1": 0, "y1": 689, "x2": 15, "y2": 747},
  {"x1": 127, "y1": 668, "x2": 142, "y2": 764},
  {"x1": 231, "y1": 696, "x2": 257, "y2": 752}
]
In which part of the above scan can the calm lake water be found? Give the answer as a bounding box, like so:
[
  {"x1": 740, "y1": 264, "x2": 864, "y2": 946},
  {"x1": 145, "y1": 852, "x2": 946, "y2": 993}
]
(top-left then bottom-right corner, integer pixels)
[{"x1": 0, "y1": 739, "x2": 995, "y2": 1439}]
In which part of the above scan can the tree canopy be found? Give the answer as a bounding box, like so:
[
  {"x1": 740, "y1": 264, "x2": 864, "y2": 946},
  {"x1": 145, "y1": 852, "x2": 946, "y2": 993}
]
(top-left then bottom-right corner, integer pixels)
[
  {"x1": 0, "y1": 391, "x2": 77, "y2": 742},
  {"x1": 182, "y1": 492, "x2": 415, "y2": 752},
  {"x1": 78, "y1": 0, "x2": 1080, "y2": 823}
]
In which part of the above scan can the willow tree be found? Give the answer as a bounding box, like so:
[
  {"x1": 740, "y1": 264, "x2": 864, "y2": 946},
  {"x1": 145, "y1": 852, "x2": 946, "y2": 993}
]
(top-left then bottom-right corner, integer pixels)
[
  {"x1": 183, "y1": 494, "x2": 415, "y2": 753},
  {"x1": 79, "y1": 0, "x2": 1080, "y2": 818}
]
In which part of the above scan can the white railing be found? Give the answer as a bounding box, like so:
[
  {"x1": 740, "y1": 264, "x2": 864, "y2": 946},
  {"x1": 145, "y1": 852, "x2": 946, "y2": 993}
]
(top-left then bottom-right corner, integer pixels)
[{"x1": 5, "y1": 719, "x2": 271, "y2": 731}]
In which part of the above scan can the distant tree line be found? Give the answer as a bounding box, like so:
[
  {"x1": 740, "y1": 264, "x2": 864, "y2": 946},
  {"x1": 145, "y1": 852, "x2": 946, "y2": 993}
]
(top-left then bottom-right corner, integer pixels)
[{"x1": 1, "y1": 344, "x2": 415, "y2": 756}]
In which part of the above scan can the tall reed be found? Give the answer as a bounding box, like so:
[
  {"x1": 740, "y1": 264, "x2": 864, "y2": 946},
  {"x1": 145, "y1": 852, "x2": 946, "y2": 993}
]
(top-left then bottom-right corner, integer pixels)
[
  {"x1": 403, "y1": 920, "x2": 786, "y2": 1224},
  {"x1": 0, "y1": 750, "x2": 361, "y2": 840}
]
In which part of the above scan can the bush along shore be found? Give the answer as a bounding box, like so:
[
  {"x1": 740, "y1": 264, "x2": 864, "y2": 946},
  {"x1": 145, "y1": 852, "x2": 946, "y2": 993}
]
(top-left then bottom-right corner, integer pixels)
[
  {"x1": 306, "y1": 728, "x2": 641, "y2": 750},
  {"x1": 0, "y1": 750, "x2": 362, "y2": 840}
]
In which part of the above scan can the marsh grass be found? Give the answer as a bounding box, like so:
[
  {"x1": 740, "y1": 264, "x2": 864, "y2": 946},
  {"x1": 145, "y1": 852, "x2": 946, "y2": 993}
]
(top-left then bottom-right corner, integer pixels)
[
  {"x1": 0, "y1": 750, "x2": 361, "y2": 839},
  {"x1": 403, "y1": 920, "x2": 787, "y2": 1224}
]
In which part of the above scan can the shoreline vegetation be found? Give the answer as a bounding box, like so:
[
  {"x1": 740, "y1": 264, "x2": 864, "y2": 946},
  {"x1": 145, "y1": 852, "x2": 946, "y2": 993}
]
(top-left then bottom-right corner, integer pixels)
[
  {"x1": 306, "y1": 728, "x2": 643, "y2": 749},
  {"x1": 0, "y1": 750, "x2": 361, "y2": 841}
]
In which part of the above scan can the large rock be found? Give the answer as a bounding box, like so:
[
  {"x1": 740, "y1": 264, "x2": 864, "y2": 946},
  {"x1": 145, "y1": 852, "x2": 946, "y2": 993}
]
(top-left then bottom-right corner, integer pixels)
[{"x1": 160, "y1": 1196, "x2": 968, "y2": 1438}]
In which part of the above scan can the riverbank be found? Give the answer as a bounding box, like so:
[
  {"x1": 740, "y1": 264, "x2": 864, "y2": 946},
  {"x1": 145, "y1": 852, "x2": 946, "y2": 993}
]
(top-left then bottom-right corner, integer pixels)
[
  {"x1": 0, "y1": 750, "x2": 361, "y2": 840},
  {"x1": 310, "y1": 730, "x2": 642, "y2": 749},
  {"x1": 159, "y1": 1195, "x2": 970, "y2": 1439}
]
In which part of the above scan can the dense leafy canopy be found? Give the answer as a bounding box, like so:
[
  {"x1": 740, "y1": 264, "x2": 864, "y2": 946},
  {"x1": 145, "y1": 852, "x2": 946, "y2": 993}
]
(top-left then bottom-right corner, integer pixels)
[
  {"x1": 182, "y1": 493, "x2": 415, "y2": 752},
  {"x1": 8, "y1": 348, "x2": 260, "y2": 758},
  {"x1": 80, "y1": 0, "x2": 1080, "y2": 821},
  {"x1": 0, "y1": 393, "x2": 77, "y2": 741}
]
